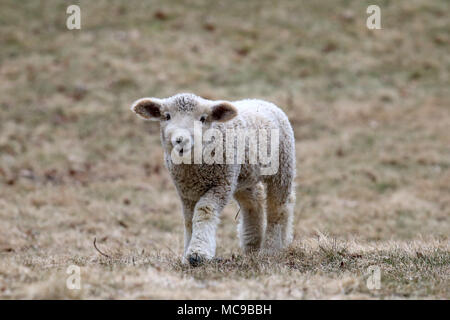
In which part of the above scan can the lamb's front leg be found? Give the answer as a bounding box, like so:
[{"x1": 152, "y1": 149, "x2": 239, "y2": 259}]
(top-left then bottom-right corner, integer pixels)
[
  {"x1": 186, "y1": 185, "x2": 232, "y2": 266},
  {"x1": 181, "y1": 199, "x2": 196, "y2": 263}
]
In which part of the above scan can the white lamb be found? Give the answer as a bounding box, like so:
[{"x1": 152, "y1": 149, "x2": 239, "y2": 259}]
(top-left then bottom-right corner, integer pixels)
[{"x1": 131, "y1": 93, "x2": 296, "y2": 266}]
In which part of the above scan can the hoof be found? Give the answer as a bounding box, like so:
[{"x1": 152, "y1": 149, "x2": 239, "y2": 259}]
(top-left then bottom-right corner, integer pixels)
[{"x1": 188, "y1": 253, "x2": 204, "y2": 267}]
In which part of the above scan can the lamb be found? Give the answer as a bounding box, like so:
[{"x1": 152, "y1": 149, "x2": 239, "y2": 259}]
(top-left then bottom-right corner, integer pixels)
[{"x1": 130, "y1": 93, "x2": 296, "y2": 266}]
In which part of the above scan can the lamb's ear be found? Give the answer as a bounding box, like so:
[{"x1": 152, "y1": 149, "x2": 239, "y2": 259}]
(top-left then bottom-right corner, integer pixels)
[
  {"x1": 210, "y1": 102, "x2": 237, "y2": 122},
  {"x1": 130, "y1": 98, "x2": 162, "y2": 121}
]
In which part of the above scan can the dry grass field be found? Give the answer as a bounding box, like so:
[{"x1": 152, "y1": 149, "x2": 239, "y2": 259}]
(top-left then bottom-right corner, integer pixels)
[{"x1": 0, "y1": 0, "x2": 449, "y2": 299}]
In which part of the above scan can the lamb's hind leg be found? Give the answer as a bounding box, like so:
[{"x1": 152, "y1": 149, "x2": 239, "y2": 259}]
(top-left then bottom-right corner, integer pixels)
[
  {"x1": 263, "y1": 178, "x2": 295, "y2": 253},
  {"x1": 234, "y1": 183, "x2": 265, "y2": 253},
  {"x1": 262, "y1": 121, "x2": 296, "y2": 253}
]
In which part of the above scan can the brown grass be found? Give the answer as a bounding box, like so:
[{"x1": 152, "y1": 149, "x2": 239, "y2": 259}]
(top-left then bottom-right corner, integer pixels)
[{"x1": 0, "y1": 0, "x2": 449, "y2": 299}]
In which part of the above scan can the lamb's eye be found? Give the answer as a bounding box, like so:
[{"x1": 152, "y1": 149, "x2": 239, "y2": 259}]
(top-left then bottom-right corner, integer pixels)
[
  {"x1": 199, "y1": 115, "x2": 207, "y2": 123},
  {"x1": 164, "y1": 113, "x2": 171, "y2": 121}
]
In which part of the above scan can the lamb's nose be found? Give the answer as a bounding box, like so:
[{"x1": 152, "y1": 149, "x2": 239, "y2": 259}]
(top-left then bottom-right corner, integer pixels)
[
  {"x1": 170, "y1": 129, "x2": 191, "y2": 149},
  {"x1": 175, "y1": 136, "x2": 183, "y2": 144}
]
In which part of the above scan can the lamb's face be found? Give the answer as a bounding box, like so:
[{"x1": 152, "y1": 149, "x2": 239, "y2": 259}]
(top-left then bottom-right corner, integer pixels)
[
  {"x1": 131, "y1": 93, "x2": 237, "y2": 157},
  {"x1": 158, "y1": 100, "x2": 211, "y2": 156}
]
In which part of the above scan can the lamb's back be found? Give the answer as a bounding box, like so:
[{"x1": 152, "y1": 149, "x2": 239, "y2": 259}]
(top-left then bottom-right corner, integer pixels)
[{"x1": 228, "y1": 99, "x2": 292, "y2": 132}]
